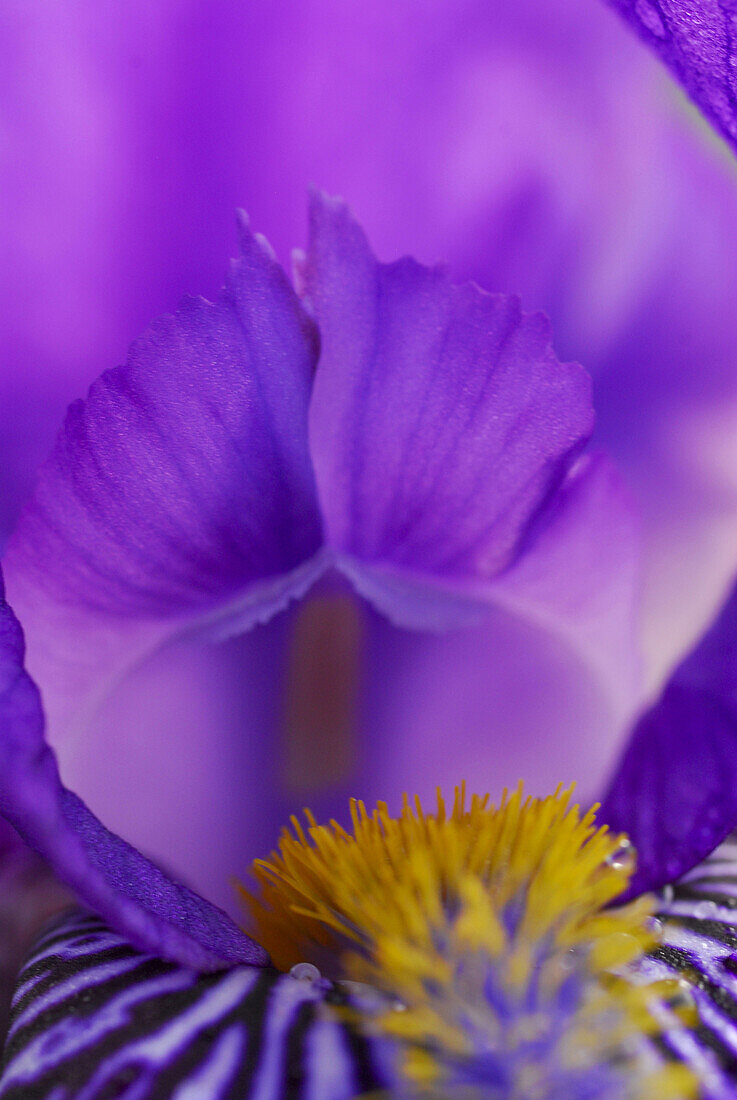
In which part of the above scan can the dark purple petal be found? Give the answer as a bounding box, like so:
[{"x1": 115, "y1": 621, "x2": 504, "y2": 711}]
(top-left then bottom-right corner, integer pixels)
[
  {"x1": 2, "y1": 214, "x2": 324, "y2": 745},
  {"x1": 601, "y1": 575, "x2": 737, "y2": 898},
  {"x1": 0, "y1": 908, "x2": 381, "y2": 1100},
  {"x1": 605, "y1": 0, "x2": 737, "y2": 154},
  {"x1": 306, "y1": 191, "x2": 593, "y2": 584},
  {"x1": 0, "y1": 585, "x2": 266, "y2": 970}
]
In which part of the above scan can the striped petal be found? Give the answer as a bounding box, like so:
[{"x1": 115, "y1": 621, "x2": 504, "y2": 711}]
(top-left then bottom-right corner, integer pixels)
[
  {"x1": 641, "y1": 831, "x2": 737, "y2": 1094},
  {"x1": 0, "y1": 909, "x2": 381, "y2": 1100}
]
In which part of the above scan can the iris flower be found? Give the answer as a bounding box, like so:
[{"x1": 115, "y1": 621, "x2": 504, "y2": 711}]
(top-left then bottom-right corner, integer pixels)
[
  {"x1": 2, "y1": 192, "x2": 737, "y2": 1095},
  {"x1": 4, "y1": 0, "x2": 737, "y2": 1095}
]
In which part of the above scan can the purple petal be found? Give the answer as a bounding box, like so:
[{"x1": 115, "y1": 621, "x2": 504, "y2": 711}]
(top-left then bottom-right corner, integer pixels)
[
  {"x1": 605, "y1": 0, "x2": 737, "y2": 154},
  {"x1": 349, "y1": 596, "x2": 635, "y2": 821},
  {"x1": 307, "y1": 191, "x2": 593, "y2": 583},
  {"x1": 601, "y1": 574, "x2": 737, "y2": 897},
  {"x1": 0, "y1": 582, "x2": 266, "y2": 970},
  {"x1": 306, "y1": 194, "x2": 639, "y2": 711},
  {"x1": 490, "y1": 452, "x2": 641, "y2": 712},
  {"x1": 2, "y1": 214, "x2": 325, "y2": 745},
  {"x1": 327, "y1": 459, "x2": 638, "y2": 817},
  {"x1": 0, "y1": 908, "x2": 380, "y2": 1099}
]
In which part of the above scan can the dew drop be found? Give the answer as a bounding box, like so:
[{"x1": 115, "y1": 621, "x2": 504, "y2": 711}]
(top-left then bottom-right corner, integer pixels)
[
  {"x1": 290, "y1": 962, "x2": 322, "y2": 983},
  {"x1": 672, "y1": 977, "x2": 696, "y2": 1010},
  {"x1": 606, "y1": 836, "x2": 635, "y2": 872},
  {"x1": 647, "y1": 916, "x2": 664, "y2": 940},
  {"x1": 694, "y1": 900, "x2": 718, "y2": 920},
  {"x1": 660, "y1": 884, "x2": 675, "y2": 906}
]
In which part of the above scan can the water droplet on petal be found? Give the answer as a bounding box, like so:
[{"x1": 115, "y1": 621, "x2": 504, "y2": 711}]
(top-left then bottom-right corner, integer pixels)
[
  {"x1": 606, "y1": 836, "x2": 635, "y2": 872},
  {"x1": 647, "y1": 917, "x2": 664, "y2": 940},
  {"x1": 290, "y1": 962, "x2": 322, "y2": 983},
  {"x1": 673, "y1": 977, "x2": 696, "y2": 1009}
]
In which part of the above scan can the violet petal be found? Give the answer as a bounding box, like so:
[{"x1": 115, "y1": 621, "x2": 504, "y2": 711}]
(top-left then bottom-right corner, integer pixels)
[
  {"x1": 2, "y1": 214, "x2": 324, "y2": 745},
  {"x1": 605, "y1": 0, "x2": 737, "y2": 154},
  {"x1": 0, "y1": 586, "x2": 266, "y2": 971},
  {"x1": 306, "y1": 191, "x2": 593, "y2": 582},
  {"x1": 601, "y1": 574, "x2": 737, "y2": 897},
  {"x1": 306, "y1": 192, "x2": 639, "y2": 711}
]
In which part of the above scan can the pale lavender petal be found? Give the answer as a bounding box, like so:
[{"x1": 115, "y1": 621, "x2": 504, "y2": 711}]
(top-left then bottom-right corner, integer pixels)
[
  {"x1": 306, "y1": 193, "x2": 639, "y2": 712},
  {"x1": 2, "y1": 215, "x2": 324, "y2": 746},
  {"x1": 601, "y1": 574, "x2": 737, "y2": 897},
  {"x1": 489, "y1": 453, "x2": 641, "y2": 712},
  {"x1": 0, "y1": 908, "x2": 381, "y2": 1099},
  {"x1": 64, "y1": 611, "x2": 305, "y2": 917},
  {"x1": 605, "y1": 0, "x2": 737, "y2": 154},
  {"x1": 0, "y1": 577, "x2": 267, "y2": 971},
  {"x1": 342, "y1": 465, "x2": 636, "y2": 814}
]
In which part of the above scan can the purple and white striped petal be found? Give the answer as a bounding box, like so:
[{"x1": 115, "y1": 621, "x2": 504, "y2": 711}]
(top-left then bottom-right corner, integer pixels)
[
  {"x1": 641, "y1": 832, "x2": 737, "y2": 1096},
  {"x1": 0, "y1": 909, "x2": 381, "y2": 1100}
]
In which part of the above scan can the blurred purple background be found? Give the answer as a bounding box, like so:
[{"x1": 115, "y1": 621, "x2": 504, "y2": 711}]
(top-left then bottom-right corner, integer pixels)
[{"x1": 3, "y1": 0, "x2": 737, "y2": 912}]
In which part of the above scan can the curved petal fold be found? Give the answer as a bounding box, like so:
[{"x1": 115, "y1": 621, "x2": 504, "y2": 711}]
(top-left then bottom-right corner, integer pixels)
[
  {"x1": 0, "y1": 585, "x2": 266, "y2": 970},
  {"x1": 490, "y1": 452, "x2": 641, "y2": 713},
  {"x1": 600, "y1": 572, "x2": 737, "y2": 897},
  {"x1": 3, "y1": 214, "x2": 324, "y2": 743},
  {"x1": 306, "y1": 191, "x2": 594, "y2": 579},
  {"x1": 306, "y1": 193, "x2": 640, "y2": 710},
  {"x1": 606, "y1": 0, "x2": 737, "y2": 155}
]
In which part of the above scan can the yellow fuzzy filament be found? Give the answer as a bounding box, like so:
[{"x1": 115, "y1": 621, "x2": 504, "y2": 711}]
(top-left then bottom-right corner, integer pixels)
[{"x1": 238, "y1": 784, "x2": 697, "y2": 1099}]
